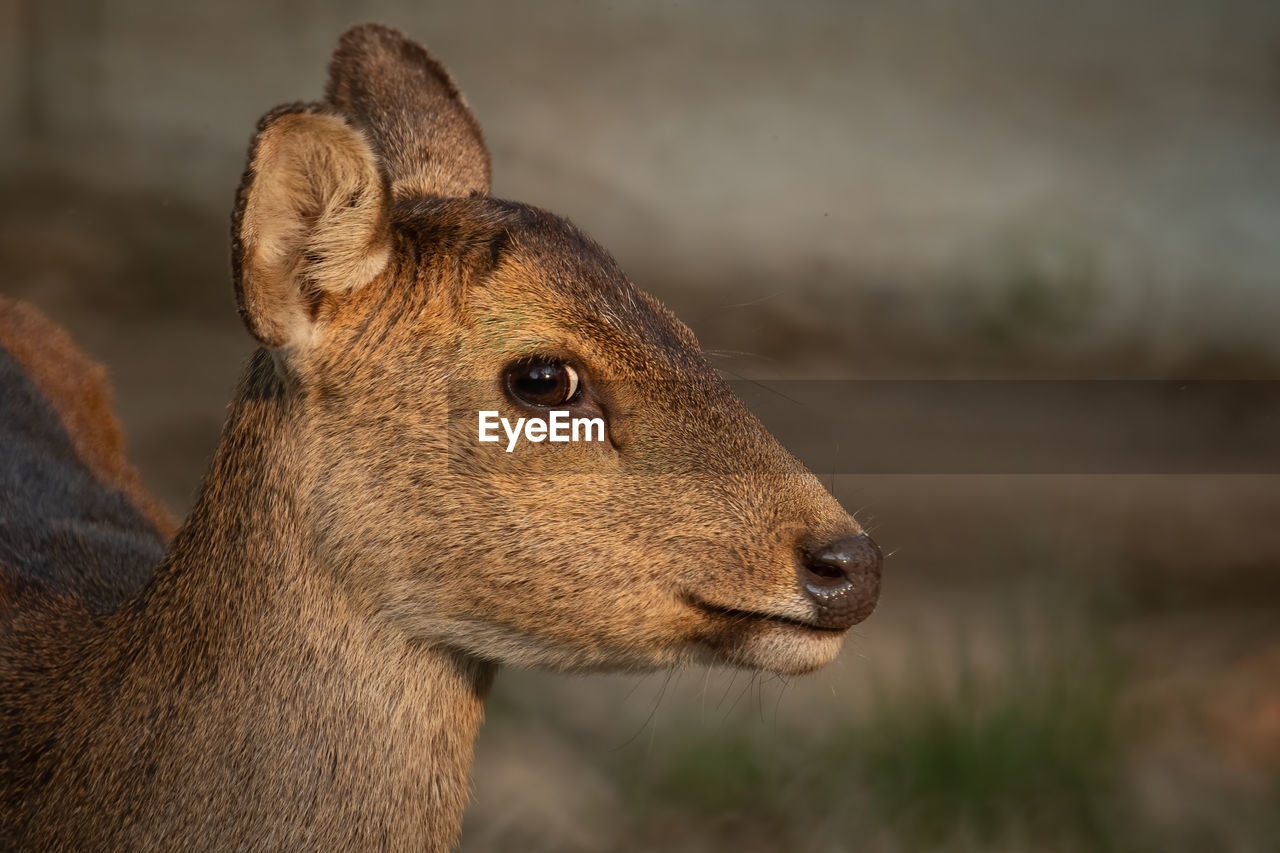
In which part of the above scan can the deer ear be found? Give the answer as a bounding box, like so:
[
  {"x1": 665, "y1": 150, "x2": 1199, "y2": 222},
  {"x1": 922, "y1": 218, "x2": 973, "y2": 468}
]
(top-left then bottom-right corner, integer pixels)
[
  {"x1": 232, "y1": 104, "x2": 391, "y2": 349},
  {"x1": 325, "y1": 23, "x2": 491, "y2": 199}
]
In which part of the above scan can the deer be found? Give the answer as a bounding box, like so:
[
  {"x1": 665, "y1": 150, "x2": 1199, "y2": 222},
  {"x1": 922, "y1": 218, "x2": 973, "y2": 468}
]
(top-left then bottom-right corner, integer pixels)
[{"x1": 0, "y1": 23, "x2": 881, "y2": 851}]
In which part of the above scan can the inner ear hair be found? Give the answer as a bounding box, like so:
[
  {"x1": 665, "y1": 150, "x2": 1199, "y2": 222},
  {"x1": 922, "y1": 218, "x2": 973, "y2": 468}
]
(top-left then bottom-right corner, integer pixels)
[{"x1": 232, "y1": 104, "x2": 391, "y2": 349}]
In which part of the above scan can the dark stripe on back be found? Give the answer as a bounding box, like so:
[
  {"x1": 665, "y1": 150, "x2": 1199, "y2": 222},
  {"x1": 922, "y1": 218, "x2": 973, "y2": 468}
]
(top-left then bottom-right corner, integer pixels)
[{"x1": 0, "y1": 343, "x2": 164, "y2": 612}]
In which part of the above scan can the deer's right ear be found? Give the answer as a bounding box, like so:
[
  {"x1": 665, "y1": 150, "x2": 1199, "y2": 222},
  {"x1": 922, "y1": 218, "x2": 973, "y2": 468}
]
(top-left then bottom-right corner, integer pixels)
[{"x1": 232, "y1": 105, "x2": 390, "y2": 350}]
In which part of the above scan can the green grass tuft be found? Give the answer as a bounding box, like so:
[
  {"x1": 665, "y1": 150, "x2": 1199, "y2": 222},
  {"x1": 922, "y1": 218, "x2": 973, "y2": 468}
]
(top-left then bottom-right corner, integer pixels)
[
  {"x1": 625, "y1": 600, "x2": 1134, "y2": 850},
  {"x1": 848, "y1": 636, "x2": 1125, "y2": 847}
]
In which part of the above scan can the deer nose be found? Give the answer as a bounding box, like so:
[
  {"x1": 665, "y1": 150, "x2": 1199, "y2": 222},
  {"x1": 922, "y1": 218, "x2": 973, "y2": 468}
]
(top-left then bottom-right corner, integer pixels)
[{"x1": 798, "y1": 534, "x2": 882, "y2": 630}]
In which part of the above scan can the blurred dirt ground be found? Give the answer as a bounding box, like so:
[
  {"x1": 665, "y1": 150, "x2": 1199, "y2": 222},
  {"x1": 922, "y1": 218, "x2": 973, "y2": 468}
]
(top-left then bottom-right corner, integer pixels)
[{"x1": 2, "y1": 174, "x2": 1277, "y2": 851}]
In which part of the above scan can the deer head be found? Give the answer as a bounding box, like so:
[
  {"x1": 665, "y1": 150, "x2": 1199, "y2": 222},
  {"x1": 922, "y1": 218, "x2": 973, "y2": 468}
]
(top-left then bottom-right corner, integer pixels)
[{"x1": 231, "y1": 23, "x2": 880, "y2": 677}]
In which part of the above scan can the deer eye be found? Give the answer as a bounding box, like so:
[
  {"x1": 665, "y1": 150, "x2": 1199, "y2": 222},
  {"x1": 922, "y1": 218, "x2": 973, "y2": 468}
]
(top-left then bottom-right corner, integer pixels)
[{"x1": 504, "y1": 358, "x2": 580, "y2": 407}]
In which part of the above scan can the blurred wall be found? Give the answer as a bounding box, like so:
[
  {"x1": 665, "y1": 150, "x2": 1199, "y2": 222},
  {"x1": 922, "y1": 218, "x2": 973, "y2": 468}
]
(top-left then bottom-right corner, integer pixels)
[{"x1": 3, "y1": 0, "x2": 1280, "y2": 364}]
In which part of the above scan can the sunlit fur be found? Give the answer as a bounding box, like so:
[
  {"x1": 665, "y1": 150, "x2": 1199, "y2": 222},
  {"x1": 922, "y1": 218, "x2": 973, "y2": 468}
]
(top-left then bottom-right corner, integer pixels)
[{"x1": 0, "y1": 23, "x2": 873, "y2": 851}]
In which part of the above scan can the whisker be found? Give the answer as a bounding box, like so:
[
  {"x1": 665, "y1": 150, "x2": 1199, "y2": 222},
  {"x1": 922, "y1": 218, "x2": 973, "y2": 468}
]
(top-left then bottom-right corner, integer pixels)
[
  {"x1": 714, "y1": 363, "x2": 806, "y2": 407},
  {"x1": 715, "y1": 670, "x2": 740, "y2": 713},
  {"x1": 721, "y1": 290, "x2": 785, "y2": 310},
  {"x1": 646, "y1": 670, "x2": 676, "y2": 757}
]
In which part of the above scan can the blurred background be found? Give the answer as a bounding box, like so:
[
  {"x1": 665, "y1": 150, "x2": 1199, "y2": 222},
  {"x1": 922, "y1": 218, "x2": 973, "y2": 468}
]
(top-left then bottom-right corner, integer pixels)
[{"x1": 2, "y1": 1, "x2": 1279, "y2": 850}]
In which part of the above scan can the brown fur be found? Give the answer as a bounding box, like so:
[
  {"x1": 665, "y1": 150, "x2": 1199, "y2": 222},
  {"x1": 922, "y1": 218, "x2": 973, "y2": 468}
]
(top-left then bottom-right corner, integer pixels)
[
  {"x1": 325, "y1": 22, "x2": 491, "y2": 199},
  {"x1": 0, "y1": 299, "x2": 173, "y2": 538},
  {"x1": 0, "y1": 24, "x2": 878, "y2": 850}
]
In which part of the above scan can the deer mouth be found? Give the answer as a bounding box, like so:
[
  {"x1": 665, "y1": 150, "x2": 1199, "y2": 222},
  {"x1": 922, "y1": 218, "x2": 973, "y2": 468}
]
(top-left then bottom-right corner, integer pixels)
[{"x1": 684, "y1": 595, "x2": 846, "y2": 634}]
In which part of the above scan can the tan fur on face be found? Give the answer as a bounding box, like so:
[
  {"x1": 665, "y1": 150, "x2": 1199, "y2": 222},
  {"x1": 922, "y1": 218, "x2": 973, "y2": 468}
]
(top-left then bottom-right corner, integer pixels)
[
  {"x1": 233, "y1": 107, "x2": 391, "y2": 349},
  {"x1": 294, "y1": 199, "x2": 865, "y2": 679}
]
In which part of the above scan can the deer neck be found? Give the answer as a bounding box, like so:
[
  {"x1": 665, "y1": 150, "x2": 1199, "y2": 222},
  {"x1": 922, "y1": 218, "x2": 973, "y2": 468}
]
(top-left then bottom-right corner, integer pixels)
[{"x1": 104, "y1": 353, "x2": 494, "y2": 850}]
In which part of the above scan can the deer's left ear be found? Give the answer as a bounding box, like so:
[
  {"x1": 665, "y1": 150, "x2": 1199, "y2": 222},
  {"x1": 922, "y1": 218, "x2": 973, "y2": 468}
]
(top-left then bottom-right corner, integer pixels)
[
  {"x1": 325, "y1": 23, "x2": 491, "y2": 199},
  {"x1": 231, "y1": 104, "x2": 391, "y2": 350}
]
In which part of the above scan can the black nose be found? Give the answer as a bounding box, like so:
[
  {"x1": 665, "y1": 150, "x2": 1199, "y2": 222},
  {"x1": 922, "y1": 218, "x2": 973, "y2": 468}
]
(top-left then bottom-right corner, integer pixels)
[{"x1": 798, "y1": 534, "x2": 882, "y2": 630}]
